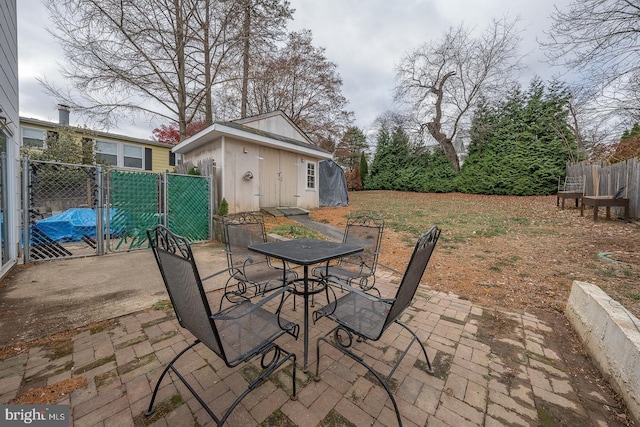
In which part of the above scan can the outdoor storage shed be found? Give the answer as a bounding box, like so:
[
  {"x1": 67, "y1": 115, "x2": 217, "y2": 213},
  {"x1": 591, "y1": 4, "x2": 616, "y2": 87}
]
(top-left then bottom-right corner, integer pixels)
[
  {"x1": 172, "y1": 111, "x2": 332, "y2": 214},
  {"x1": 319, "y1": 159, "x2": 349, "y2": 206}
]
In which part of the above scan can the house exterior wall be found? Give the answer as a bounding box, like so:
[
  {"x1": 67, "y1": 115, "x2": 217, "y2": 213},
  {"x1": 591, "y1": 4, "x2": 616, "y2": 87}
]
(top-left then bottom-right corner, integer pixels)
[
  {"x1": 19, "y1": 118, "x2": 174, "y2": 172},
  {"x1": 89, "y1": 133, "x2": 174, "y2": 172},
  {"x1": 0, "y1": 0, "x2": 20, "y2": 276}
]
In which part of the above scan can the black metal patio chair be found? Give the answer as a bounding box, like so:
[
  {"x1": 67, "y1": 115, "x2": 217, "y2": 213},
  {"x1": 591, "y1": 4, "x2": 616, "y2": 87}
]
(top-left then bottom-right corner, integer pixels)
[
  {"x1": 313, "y1": 225, "x2": 441, "y2": 426},
  {"x1": 312, "y1": 215, "x2": 384, "y2": 293},
  {"x1": 222, "y1": 212, "x2": 297, "y2": 307},
  {"x1": 145, "y1": 225, "x2": 299, "y2": 426}
]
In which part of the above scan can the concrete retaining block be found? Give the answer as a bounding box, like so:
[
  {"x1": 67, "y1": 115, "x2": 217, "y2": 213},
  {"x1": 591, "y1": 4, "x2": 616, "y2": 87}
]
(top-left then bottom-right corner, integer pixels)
[{"x1": 566, "y1": 281, "x2": 640, "y2": 424}]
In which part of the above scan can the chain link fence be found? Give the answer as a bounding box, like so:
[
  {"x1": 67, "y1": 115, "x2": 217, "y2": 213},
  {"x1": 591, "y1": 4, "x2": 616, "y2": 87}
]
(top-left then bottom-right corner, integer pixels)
[
  {"x1": 22, "y1": 157, "x2": 212, "y2": 262},
  {"x1": 23, "y1": 159, "x2": 99, "y2": 261}
]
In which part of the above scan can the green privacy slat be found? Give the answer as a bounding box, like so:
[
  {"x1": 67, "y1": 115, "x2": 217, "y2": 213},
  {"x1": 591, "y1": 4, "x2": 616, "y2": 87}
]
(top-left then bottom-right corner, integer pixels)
[
  {"x1": 167, "y1": 174, "x2": 209, "y2": 242},
  {"x1": 109, "y1": 170, "x2": 159, "y2": 250}
]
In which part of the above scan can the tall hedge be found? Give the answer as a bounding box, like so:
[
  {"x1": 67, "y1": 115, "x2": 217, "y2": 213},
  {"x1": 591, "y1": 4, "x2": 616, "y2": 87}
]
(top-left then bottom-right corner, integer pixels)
[
  {"x1": 458, "y1": 79, "x2": 577, "y2": 195},
  {"x1": 365, "y1": 123, "x2": 457, "y2": 192}
]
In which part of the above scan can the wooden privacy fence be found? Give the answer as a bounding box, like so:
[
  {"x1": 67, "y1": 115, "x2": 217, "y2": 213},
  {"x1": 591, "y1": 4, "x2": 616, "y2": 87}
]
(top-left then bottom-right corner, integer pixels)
[{"x1": 566, "y1": 157, "x2": 639, "y2": 219}]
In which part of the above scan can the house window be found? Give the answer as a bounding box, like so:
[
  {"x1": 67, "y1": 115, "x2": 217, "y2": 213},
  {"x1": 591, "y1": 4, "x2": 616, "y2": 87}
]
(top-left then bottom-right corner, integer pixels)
[
  {"x1": 169, "y1": 152, "x2": 182, "y2": 167},
  {"x1": 21, "y1": 127, "x2": 46, "y2": 148},
  {"x1": 123, "y1": 144, "x2": 143, "y2": 168},
  {"x1": 306, "y1": 162, "x2": 315, "y2": 189},
  {"x1": 95, "y1": 140, "x2": 146, "y2": 169},
  {"x1": 96, "y1": 141, "x2": 118, "y2": 165}
]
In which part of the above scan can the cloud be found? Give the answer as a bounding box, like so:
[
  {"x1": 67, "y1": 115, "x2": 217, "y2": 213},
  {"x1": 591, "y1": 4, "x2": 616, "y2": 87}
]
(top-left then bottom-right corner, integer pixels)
[
  {"x1": 288, "y1": 0, "x2": 573, "y2": 130},
  {"x1": 18, "y1": 0, "x2": 573, "y2": 139}
]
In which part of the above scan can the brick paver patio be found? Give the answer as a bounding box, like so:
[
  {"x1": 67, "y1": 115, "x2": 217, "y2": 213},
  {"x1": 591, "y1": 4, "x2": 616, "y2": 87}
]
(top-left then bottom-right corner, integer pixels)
[{"x1": 0, "y1": 269, "x2": 621, "y2": 426}]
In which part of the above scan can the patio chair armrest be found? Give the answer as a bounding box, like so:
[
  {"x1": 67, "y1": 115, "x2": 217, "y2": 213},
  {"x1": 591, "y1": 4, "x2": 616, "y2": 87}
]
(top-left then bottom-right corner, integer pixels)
[
  {"x1": 326, "y1": 276, "x2": 394, "y2": 304},
  {"x1": 212, "y1": 285, "x2": 291, "y2": 321},
  {"x1": 200, "y1": 267, "x2": 233, "y2": 282}
]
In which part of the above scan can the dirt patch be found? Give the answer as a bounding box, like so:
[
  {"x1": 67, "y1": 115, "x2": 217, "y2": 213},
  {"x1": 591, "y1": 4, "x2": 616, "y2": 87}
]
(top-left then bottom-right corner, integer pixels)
[{"x1": 11, "y1": 376, "x2": 88, "y2": 405}]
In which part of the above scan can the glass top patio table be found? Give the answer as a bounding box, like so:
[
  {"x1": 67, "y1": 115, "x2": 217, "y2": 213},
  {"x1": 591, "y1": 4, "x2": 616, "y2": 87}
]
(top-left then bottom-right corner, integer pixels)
[{"x1": 249, "y1": 239, "x2": 363, "y2": 371}]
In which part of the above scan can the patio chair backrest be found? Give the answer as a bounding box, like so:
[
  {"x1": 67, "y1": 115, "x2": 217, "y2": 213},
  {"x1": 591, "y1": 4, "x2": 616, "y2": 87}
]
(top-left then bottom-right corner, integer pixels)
[
  {"x1": 147, "y1": 225, "x2": 223, "y2": 358},
  {"x1": 223, "y1": 212, "x2": 269, "y2": 270},
  {"x1": 383, "y1": 226, "x2": 441, "y2": 331},
  {"x1": 561, "y1": 176, "x2": 584, "y2": 192},
  {"x1": 343, "y1": 216, "x2": 384, "y2": 270}
]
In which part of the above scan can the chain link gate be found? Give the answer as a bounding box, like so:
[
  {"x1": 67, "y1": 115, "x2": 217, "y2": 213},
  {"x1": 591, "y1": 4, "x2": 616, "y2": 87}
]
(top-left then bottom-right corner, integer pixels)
[
  {"x1": 23, "y1": 158, "x2": 101, "y2": 262},
  {"x1": 106, "y1": 170, "x2": 211, "y2": 252}
]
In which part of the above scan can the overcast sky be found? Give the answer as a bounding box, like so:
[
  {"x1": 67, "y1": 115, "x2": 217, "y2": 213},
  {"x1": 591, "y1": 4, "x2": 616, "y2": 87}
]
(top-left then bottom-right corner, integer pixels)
[{"x1": 17, "y1": 0, "x2": 573, "y2": 140}]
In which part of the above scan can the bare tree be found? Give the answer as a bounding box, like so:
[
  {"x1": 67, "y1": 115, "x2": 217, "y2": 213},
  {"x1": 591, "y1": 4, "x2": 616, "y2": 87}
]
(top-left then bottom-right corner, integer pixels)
[
  {"x1": 244, "y1": 30, "x2": 353, "y2": 151},
  {"x1": 237, "y1": 0, "x2": 293, "y2": 118},
  {"x1": 191, "y1": 0, "x2": 239, "y2": 126},
  {"x1": 542, "y1": 0, "x2": 640, "y2": 121},
  {"x1": 394, "y1": 18, "x2": 522, "y2": 173},
  {"x1": 41, "y1": 0, "x2": 286, "y2": 140},
  {"x1": 42, "y1": 0, "x2": 203, "y2": 138}
]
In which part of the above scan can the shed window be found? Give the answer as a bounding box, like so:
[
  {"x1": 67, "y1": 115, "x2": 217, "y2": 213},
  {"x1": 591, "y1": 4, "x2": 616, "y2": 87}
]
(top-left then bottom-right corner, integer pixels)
[{"x1": 306, "y1": 162, "x2": 316, "y2": 189}]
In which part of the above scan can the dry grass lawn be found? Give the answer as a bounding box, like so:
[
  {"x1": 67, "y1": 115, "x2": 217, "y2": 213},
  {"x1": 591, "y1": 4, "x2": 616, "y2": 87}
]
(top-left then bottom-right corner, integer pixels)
[{"x1": 266, "y1": 191, "x2": 640, "y2": 318}]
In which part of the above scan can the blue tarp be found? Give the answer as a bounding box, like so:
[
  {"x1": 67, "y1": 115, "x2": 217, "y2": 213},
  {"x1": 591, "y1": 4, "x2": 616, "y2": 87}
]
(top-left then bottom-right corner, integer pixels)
[{"x1": 34, "y1": 208, "x2": 119, "y2": 243}]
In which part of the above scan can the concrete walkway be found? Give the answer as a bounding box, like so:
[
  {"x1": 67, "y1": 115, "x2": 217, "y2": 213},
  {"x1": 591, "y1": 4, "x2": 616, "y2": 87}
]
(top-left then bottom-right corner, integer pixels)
[
  {"x1": 0, "y1": 243, "x2": 229, "y2": 345},
  {"x1": 0, "y1": 260, "x2": 629, "y2": 426}
]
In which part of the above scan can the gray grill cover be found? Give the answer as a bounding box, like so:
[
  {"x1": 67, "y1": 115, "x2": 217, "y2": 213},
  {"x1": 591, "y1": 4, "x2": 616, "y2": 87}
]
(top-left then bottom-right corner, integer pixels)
[{"x1": 319, "y1": 160, "x2": 349, "y2": 207}]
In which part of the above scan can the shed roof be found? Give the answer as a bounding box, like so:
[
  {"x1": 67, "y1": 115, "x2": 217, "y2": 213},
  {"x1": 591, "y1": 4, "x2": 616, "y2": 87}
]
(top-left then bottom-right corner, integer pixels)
[{"x1": 172, "y1": 119, "x2": 332, "y2": 160}]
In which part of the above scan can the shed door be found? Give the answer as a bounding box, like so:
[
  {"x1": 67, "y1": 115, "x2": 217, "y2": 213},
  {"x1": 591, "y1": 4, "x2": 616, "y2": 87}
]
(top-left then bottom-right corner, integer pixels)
[{"x1": 259, "y1": 146, "x2": 299, "y2": 207}]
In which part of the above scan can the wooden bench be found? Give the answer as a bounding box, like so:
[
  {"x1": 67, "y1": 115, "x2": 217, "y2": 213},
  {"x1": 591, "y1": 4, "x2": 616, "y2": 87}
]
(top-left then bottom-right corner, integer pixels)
[
  {"x1": 580, "y1": 196, "x2": 630, "y2": 222},
  {"x1": 557, "y1": 191, "x2": 583, "y2": 209}
]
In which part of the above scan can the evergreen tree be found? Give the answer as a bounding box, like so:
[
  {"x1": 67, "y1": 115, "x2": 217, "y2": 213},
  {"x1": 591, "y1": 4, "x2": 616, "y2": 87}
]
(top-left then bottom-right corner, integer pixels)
[
  {"x1": 366, "y1": 123, "x2": 410, "y2": 190},
  {"x1": 359, "y1": 152, "x2": 368, "y2": 186},
  {"x1": 459, "y1": 79, "x2": 577, "y2": 195},
  {"x1": 621, "y1": 123, "x2": 640, "y2": 141},
  {"x1": 334, "y1": 126, "x2": 368, "y2": 168},
  {"x1": 365, "y1": 113, "x2": 457, "y2": 192}
]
